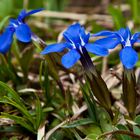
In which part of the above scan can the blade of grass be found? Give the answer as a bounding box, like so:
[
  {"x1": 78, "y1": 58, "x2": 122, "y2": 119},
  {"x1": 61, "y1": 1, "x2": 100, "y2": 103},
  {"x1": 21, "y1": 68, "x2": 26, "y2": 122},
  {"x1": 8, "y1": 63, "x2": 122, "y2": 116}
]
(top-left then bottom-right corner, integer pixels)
[{"x1": 0, "y1": 113, "x2": 36, "y2": 133}]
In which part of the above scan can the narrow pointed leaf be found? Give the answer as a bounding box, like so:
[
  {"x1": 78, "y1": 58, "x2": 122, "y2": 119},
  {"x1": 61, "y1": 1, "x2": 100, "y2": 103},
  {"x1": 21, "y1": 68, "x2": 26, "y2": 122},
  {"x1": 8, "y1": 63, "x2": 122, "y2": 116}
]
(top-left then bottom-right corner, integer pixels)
[
  {"x1": 0, "y1": 113, "x2": 36, "y2": 133},
  {"x1": 62, "y1": 118, "x2": 94, "y2": 128}
]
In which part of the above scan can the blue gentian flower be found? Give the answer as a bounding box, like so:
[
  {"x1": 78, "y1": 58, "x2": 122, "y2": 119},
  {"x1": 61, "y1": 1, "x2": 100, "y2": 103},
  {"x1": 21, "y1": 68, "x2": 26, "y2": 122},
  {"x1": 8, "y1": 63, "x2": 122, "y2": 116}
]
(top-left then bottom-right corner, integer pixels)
[
  {"x1": 93, "y1": 27, "x2": 140, "y2": 69},
  {"x1": 41, "y1": 23, "x2": 108, "y2": 68},
  {"x1": 0, "y1": 8, "x2": 44, "y2": 54}
]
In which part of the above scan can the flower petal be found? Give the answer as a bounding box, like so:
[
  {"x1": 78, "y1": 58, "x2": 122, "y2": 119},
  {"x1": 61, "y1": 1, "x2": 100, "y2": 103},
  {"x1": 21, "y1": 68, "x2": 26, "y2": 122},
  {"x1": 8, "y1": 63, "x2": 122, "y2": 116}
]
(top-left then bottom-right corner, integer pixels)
[
  {"x1": 92, "y1": 30, "x2": 114, "y2": 37},
  {"x1": 18, "y1": 8, "x2": 44, "y2": 20},
  {"x1": 25, "y1": 8, "x2": 44, "y2": 17},
  {"x1": 136, "y1": 39, "x2": 140, "y2": 43},
  {"x1": 0, "y1": 27, "x2": 15, "y2": 54},
  {"x1": 85, "y1": 43, "x2": 109, "y2": 56},
  {"x1": 131, "y1": 32, "x2": 140, "y2": 44},
  {"x1": 61, "y1": 49, "x2": 81, "y2": 68},
  {"x1": 79, "y1": 27, "x2": 90, "y2": 45},
  {"x1": 15, "y1": 24, "x2": 31, "y2": 42},
  {"x1": 116, "y1": 27, "x2": 131, "y2": 41},
  {"x1": 63, "y1": 23, "x2": 81, "y2": 44},
  {"x1": 18, "y1": 9, "x2": 26, "y2": 21},
  {"x1": 9, "y1": 19, "x2": 19, "y2": 26},
  {"x1": 93, "y1": 36, "x2": 120, "y2": 49},
  {"x1": 119, "y1": 47, "x2": 138, "y2": 69},
  {"x1": 41, "y1": 43, "x2": 67, "y2": 54}
]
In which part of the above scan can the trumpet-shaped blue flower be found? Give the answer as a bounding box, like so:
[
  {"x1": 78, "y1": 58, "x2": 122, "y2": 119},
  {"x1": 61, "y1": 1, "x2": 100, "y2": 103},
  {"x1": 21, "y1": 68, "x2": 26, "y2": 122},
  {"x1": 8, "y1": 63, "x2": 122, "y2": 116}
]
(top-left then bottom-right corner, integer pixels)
[
  {"x1": 93, "y1": 27, "x2": 140, "y2": 69},
  {"x1": 0, "y1": 8, "x2": 44, "y2": 54},
  {"x1": 41, "y1": 23, "x2": 108, "y2": 68}
]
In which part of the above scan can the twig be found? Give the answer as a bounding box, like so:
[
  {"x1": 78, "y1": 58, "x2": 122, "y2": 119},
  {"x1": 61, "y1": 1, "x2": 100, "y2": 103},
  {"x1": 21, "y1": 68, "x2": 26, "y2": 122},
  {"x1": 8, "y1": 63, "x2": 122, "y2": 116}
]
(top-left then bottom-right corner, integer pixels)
[
  {"x1": 71, "y1": 104, "x2": 87, "y2": 120},
  {"x1": 37, "y1": 124, "x2": 45, "y2": 140},
  {"x1": 33, "y1": 11, "x2": 87, "y2": 21},
  {"x1": 110, "y1": 68, "x2": 122, "y2": 81},
  {"x1": 102, "y1": 57, "x2": 108, "y2": 76},
  {"x1": 32, "y1": 11, "x2": 112, "y2": 23},
  {"x1": 115, "y1": 101, "x2": 128, "y2": 114}
]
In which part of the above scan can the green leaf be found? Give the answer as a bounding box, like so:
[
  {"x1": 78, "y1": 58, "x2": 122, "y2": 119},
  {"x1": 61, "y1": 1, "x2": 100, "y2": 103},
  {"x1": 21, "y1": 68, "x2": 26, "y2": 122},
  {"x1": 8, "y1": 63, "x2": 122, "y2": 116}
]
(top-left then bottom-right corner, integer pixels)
[
  {"x1": 28, "y1": 0, "x2": 44, "y2": 9},
  {"x1": 34, "y1": 94, "x2": 44, "y2": 129},
  {"x1": 70, "y1": 129, "x2": 82, "y2": 140},
  {"x1": 133, "y1": 125, "x2": 140, "y2": 140},
  {"x1": 43, "y1": 107, "x2": 54, "y2": 112},
  {"x1": 45, "y1": 54, "x2": 60, "y2": 82},
  {"x1": 0, "y1": 126, "x2": 26, "y2": 133},
  {"x1": 84, "y1": 125, "x2": 102, "y2": 140},
  {"x1": 116, "y1": 124, "x2": 131, "y2": 140},
  {"x1": 62, "y1": 118, "x2": 94, "y2": 128},
  {"x1": 12, "y1": 40, "x2": 34, "y2": 79},
  {"x1": 108, "y1": 5, "x2": 126, "y2": 29},
  {"x1": 127, "y1": 0, "x2": 140, "y2": 23},
  {"x1": 0, "y1": 81, "x2": 34, "y2": 124},
  {"x1": 81, "y1": 83, "x2": 97, "y2": 122},
  {"x1": 0, "y1": 0, "x2": 14, "y2": 18},
  {"x1": 0, "y1": 16, "x2": 10, "y2": 31},
  {"x1": 98, "y1": 108, "x2": 113, "y2": 132},
  {"x1": 134, "y1": 115, "x2": 140, "y2": 124},
  {"x1": 0, "y1": 81, "x2": 25, "y2": 106},
  {"x1": 46, "y1": 0, "x2": 68, "y2": 11},
  {"x1": 0, "y1": 113, "x2": 36, "y2": 134},
  {"x1": 0, "y1": 54, "x2": 20, "y2": 84},
  {"x1": 0, "y1": 96, "x2": 33, "y2": 124},
  {"x1": 20, "y1": 46, "x2": 34, "y2": 78},
  {"x1": 133, "y1": 115, "x2": 140, "y2": 140},
  {"x1": 39, "y1": 61, "x2": 51, "y2": 103}
]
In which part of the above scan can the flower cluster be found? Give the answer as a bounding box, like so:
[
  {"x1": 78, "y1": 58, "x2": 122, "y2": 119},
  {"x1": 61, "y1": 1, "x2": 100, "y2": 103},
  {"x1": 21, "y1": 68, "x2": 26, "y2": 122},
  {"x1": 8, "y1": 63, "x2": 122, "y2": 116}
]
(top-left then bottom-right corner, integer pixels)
[
  {"x1": 41, "y1": 23, "x2": 108, "y2": 68},
  {"x1": 0, "y1": 9, "x2": 140, "y2": 70},
  {"x1": 41, "y1": 24, "x2": 140, "y2": 69},
  {"x1": 0, "y1": 8, "x2": 43, "y2": 54},
  {"x1": 93, "y1": 27, "x2": 140, "y2": 69}
]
